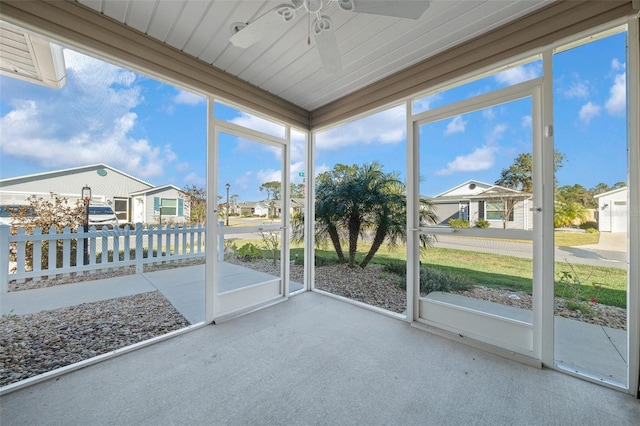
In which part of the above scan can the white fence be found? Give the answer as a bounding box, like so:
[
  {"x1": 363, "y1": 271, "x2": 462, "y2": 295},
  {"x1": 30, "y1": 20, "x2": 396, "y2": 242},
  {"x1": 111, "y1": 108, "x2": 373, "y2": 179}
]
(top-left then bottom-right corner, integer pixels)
[{"x1": 0, "y1": 223, "x2": 207, "y2": 293}]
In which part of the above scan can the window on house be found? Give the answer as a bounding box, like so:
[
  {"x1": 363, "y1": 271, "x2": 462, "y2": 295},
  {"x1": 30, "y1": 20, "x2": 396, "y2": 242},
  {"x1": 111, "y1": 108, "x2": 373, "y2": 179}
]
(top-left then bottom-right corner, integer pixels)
[
  {"x1": 485, "y1": 201, "x2": 514, "y2": 221},
  {"x1": 161, "y1": 198, "x2": 177, "y2": 216}
]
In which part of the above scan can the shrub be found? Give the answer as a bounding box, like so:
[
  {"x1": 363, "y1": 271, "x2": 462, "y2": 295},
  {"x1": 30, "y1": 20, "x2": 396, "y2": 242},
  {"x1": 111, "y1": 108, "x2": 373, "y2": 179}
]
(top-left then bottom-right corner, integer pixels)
[
  {"x1": 580, "y1": 221, "x2": 598, "y2": 230},
  {"x1": 585, "y1": 228, "x2": 598, "y2": 234},
  {"x1": 419, "y1": 267, "x2": 474, "y2": 294},
  {"x1": 383, "y1": 261, "x2": 406, "y2": 277},
  {"x1": 314, "y1": 256, "x2": 342, "y2": 267},
  {"x1": 236, "y1": 243, "x2": 262, "y2": 261},
  {"x1": 475, "y1": 219, "x2": 490, "y2": 228},
  {"x1": 448, "y1": 218, "x2": 470, "y2": 228}
]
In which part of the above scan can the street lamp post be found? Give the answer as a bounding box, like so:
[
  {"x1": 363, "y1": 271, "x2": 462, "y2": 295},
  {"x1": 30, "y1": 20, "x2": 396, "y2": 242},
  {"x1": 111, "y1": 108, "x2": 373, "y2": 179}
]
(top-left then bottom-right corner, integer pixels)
[
  {"x1": 225, "y1": 183, "x2": 230, "y2": 226},
  {"x1": 81, "y1": 185, "x2": 91, "y2": 265}
]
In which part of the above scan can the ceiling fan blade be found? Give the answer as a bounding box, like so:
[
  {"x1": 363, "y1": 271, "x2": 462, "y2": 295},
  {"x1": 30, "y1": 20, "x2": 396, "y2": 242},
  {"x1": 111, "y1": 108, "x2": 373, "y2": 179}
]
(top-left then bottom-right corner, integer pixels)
[
  {"x1": 230, "y1": 3, "x2": 299, "y2": 49},
  {"x1": 337, "y1": 0, "x2": 431, "y2": 19},
  {"x1": 312, "y1": 16, "x2": 342, "y2": 74}
]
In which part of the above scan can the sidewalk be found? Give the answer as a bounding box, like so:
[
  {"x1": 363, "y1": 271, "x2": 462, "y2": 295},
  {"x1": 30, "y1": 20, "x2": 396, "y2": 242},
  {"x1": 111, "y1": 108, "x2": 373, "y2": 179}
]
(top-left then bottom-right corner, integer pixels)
[{"x1": 1, "y1": 263, "x2": 303, "y2": 324}]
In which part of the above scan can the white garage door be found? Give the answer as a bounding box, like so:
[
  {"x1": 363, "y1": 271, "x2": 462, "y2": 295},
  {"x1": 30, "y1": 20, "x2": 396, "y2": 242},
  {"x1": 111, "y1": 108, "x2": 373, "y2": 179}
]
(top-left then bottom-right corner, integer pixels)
[{"x1": 611, "y1": 201, "x2": 627, "y2": 233}]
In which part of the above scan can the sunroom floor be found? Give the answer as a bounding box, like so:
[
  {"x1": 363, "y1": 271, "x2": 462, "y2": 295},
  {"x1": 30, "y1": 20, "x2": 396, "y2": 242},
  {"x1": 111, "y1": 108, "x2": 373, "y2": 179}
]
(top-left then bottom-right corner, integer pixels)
[{"x1": 1, "y1": 291, "x2": 638, "y2": 425}]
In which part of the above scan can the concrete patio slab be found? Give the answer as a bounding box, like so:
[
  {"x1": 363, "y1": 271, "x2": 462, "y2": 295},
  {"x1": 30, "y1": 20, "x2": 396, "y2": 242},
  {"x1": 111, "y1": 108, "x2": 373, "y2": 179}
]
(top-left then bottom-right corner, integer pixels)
[{"x1": 1, "y1": 292, "x2": 638, "y2": 425}]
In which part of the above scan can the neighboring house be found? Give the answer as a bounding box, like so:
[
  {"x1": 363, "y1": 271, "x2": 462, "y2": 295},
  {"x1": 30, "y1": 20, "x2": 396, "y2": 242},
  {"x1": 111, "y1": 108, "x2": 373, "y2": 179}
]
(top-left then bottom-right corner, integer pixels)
[
  {"x1": 254, "y1": 200, "x2": 277, "y2": 217},
  {"x1": 430, "y1": 180, "x2": 533, "y2": 230},
  {"x1": 129, "y1": 185, "x2": 189, "y2": 225},
  {"x1": 594, "y1": 186, "x2": 627, "y2": 233},
  {"x1": 234, "y1": 201, "x2": 257, "y2": 216},
  {"x1": 0, "y1": 164, "x2": 189, "y2": 225},
  {"x1": 290, "y1": 198, "x2": 305, "y2": 215}
]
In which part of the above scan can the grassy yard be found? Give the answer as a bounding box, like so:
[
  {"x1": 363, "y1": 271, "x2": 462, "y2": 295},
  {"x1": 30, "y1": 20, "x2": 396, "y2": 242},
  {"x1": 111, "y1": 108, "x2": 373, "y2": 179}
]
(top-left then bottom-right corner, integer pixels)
[
  {"x1": 554, "y1": 231, "x2": 599, "y2": 247},
  {"x1": 229, "y1": 233, "x2": 626, "y2": 309}
]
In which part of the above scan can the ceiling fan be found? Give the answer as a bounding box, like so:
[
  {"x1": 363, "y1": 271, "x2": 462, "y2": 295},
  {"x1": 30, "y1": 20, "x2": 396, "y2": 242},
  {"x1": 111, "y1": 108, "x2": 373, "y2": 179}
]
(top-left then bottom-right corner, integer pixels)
[{"x1": 229, "y1": 0, "x2": 431, "y2": 74}]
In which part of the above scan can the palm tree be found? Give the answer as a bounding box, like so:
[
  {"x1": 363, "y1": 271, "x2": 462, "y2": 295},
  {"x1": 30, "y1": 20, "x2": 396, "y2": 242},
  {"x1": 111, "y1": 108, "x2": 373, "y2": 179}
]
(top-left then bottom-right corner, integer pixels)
[{"x1": 313, "y1": 162, "x2": 439, "y2": 268}]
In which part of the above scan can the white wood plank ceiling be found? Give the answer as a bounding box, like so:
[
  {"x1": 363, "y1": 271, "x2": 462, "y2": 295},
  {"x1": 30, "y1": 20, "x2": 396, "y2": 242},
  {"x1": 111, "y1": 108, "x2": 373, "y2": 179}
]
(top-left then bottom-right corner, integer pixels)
[{"x1": 76, "y1": 0, "x2": 553, "y2": 111}]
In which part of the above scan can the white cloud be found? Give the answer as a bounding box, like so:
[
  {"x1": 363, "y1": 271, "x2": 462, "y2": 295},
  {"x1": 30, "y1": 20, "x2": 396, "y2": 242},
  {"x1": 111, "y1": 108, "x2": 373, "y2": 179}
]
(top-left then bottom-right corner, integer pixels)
[
  {"x1": 487, "y1": 123, "x2": 507, "y2": 144},
  {"x1": 230, "y1": 112, "x2": 285, "y2": 139},
  {"x1": 445, "y1": 115, "x2": 467, "y2": 135},
  {"x1": 605, "y1": 72, "x2": 626, "y2": 116},
  {"x1": 176, "y1": 162, "x2": 190, "y2": 173},
  {"x1": 482, "y1": 108, "x2": 495, "y2": 120},
  {"x1": 560, "y1": 81, "x2": 590, "y2": 99},
  {"x1": 315, "y1": 163, "x2": 330, "y2": 177},
  {"x1": 413, "y1": 93, "x2": 441, "y2": 114},
  {"x1": 579, "y1": 102, "x2": 601, "y2": 124},
  {"x1": 435, "y1": 123, "x2": 506, "y2": 176},
  {"x1": 174, "y1": 89, "x2": 205, "y2": 106},
  {"x1": 521, "y1": 115, "x2": 532, "y2": 128},
  {"x1": 0, "y1": 49, "x2": 179, "y2": 180},
  {"x1": 256, "y1": 168, "x2": 281, "y2": 183},
  {"x1": 183, "y1": 172, "x2": 206, "y2": 186},
  {"x1": 494, "y1": 63, "x2": 541, "y2": 86},
  {"x1": 435, "y1": 145, "x2": 498, "y2": 176},
  {"x1": 611, "y1": 58, "x2": 624, "y2": 72},
  {"x1": 234, "y1": 171, "x2": 254, "y2": 191},
  {"x1": 315, "y1": 105, "x2": 405, "y2": 150}
]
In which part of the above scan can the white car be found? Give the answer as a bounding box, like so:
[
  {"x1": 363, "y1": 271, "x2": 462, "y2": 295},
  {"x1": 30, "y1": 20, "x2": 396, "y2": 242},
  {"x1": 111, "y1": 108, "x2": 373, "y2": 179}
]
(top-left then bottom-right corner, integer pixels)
[{"x1": 88, "y1": 204, "x2": 119, "y2": 229}]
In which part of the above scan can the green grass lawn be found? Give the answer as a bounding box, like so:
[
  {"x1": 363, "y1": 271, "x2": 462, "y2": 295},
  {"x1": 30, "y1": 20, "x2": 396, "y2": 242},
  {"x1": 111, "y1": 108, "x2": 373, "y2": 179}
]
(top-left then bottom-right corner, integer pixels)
[
  {"x1": 421, "y1": 247, "x2": 626, "y2": 308},
  {"x1": 554, "y1": 231, "x2": 599, "y2": 247},
  {"x1": 229, "y1": 235, "x2": 626, "y2": 309},
  {"x1": 305, "y1": 243, "x2": 626, "y2": 309}
]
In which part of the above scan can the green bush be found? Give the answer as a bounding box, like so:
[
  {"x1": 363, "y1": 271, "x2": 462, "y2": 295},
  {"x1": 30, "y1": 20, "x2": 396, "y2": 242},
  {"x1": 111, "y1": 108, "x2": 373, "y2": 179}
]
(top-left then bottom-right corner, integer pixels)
[
  {"x1": 475, "y1": 219, "x2": 490, "y2": 228},
  {"x1": 448, "y1": 218, "x2": 470, "y2": 228},
  {"x1": 420, "y1": 267, "x2": 474, "y2": 294},
  {"x1": 314, "y1": 256, "x2": 342, "y2": 267},
  {"x1": 383, "y1": 261, "x2": 406, "y2": 277},
  {"x1": 388, "y1": 263, "x2": 475, "y2": 294},
  {"x1": 580, "y1": 221, "x2": 598, "y2": 230},
  {"x1": 236, "y1": 243, "x2": 262, "y2": 261}
]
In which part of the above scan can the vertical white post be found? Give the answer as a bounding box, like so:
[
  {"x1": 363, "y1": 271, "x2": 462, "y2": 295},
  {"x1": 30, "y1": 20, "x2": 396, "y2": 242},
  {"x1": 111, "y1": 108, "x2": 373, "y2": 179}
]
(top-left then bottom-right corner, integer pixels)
[
  {"x1": 218, "y1": 221, "x2": 224, "y2": 261},
  {"x1": 135, "y1": 223, "x2": 143, "y2": 273},
  {"x1": 206, "y1": 98, "x2": 217, "y2": 323},
  {"x1": 0, "y1": 224, "x2": 9, "y2": 293},
  {"x1": 48, "y1": 227, "x2": 57, "y2": 275},
  {"x1": 283, "y1": 125, "x2": 291, "y2": 296},
  {"x1": 306, "y1": 130, "x2": 315, "y2": 291},
  {"x1": 406, "y1": 99, "x2": 418, "y2": 323},
  {"x1": 32, "y1": 227, "x2": 42, "y2": 277},
  {"x1": 539, "y1": 49, "x2": 555, "y2": 366},
  {"x1": 626, "y1": 15, "x2": 640, "y2": 397}
]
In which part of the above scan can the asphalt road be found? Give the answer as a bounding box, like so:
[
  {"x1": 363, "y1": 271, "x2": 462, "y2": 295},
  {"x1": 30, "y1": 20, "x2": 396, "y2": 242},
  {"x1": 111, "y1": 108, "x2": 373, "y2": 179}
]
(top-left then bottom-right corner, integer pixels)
[{"x1": 431, "y1": 235, "x2": 626, "y2": 269}]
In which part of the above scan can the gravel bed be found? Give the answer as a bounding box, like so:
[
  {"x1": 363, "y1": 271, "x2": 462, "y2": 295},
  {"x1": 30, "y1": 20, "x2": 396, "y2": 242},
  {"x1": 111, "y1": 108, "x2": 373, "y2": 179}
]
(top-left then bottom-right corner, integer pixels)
[
  {"x1": 0, "y1": 291, "x2": 189, "y2": 387},
  {"x1": 455, "y1": 286, "x2": 627, "y2": 330},
  {"x1": 228, "y1": 258, "x2": 407, "y2": 313},
  {"x1": 235, "y1": 259, "x2": 626, "y2": 329}
]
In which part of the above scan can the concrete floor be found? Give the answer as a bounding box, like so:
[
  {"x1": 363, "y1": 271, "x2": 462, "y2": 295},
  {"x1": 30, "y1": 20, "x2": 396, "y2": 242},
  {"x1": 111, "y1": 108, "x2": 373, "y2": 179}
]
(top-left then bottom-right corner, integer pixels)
[{"x1": 1, "y1": 292, "x2": 638, "y2": 426}]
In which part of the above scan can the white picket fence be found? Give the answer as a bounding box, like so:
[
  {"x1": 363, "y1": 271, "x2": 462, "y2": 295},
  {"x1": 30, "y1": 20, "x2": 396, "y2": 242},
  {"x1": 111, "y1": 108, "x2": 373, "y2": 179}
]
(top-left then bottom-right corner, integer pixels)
[{"x1": 0, "y1": 223, "x2": 207, "y2": 293}]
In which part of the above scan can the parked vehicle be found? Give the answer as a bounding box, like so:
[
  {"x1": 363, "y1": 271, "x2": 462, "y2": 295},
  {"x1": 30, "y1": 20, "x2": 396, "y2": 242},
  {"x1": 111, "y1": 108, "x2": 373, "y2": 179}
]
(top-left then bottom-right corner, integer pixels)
[{"x1": 88, "y1": 204, "x2": 118, "y2": 229}]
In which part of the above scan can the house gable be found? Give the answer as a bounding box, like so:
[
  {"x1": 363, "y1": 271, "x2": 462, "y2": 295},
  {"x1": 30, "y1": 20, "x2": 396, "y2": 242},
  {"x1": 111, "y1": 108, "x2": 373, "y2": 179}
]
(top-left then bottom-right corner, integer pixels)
[{"x1": 433, "y1": 180, "x2": 493, "y2": 199}]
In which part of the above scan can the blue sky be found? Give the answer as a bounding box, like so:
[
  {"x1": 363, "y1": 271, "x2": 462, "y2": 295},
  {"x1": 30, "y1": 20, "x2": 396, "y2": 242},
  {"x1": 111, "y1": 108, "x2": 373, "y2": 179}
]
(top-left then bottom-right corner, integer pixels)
[{"x1": 0, "y1": 31, "x2": 627, "y2": 201}]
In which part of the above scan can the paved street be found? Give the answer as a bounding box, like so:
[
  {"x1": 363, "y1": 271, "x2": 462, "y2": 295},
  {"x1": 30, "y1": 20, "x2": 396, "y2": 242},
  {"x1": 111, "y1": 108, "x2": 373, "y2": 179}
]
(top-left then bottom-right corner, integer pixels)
[{"x1": 432, "y1": 232, "x2": 626, "y2": 269}]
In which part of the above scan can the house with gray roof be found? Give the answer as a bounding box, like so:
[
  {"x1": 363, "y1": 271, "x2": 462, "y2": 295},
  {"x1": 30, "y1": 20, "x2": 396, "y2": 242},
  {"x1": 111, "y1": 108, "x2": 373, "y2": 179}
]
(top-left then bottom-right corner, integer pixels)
[
  {"x1": 430, "y1": 180, "x2": 533, "y2": 229},
  {"x1": 0, "y1": 164, "x2": 189, "y2": 225}
]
